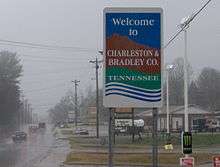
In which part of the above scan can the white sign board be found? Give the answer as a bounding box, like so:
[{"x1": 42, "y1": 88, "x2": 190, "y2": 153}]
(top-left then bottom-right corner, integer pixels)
[{"x1": 180, "y1": 157, "x2": 194, "y2": 167}]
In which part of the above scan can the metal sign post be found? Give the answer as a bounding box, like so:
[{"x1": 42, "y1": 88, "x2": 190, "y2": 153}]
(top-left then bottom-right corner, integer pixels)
[
  {"x1": 108, "y1": 108, "x2": 113, "y2": 167},
  {"x1": 152, "y1": 108, "x2": 159, "y2": 167},
  {"x1": 132, "y1": 108, "x2": 135, "y2": 143}
]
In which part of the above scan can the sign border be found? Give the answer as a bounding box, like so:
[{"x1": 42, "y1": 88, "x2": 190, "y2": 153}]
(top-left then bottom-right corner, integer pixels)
[{"x1": 103, "y1": 7, "x2": 163, "y2": 108}]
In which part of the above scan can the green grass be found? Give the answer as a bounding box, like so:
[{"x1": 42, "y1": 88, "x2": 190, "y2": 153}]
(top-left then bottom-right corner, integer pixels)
[
  {"x1": 64, "y1": 152, "x2": 216, "y2": 165},
  {"x1": 68, "y1": 133, "x2": 220, "y2": 149},
  {"x1": 126, "y1": 133, "x2": 220, "y2": 146},
  {"x1": 192, "y1": 133, "x2": 220, "y2": 146},
  {"x1": 65, "y1": 133, "x2": 220, "y2": 166}
]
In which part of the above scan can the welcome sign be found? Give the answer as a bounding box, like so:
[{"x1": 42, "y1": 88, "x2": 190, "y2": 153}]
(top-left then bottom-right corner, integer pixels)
[{"x1": 103, "y1": 8, "x2": 163, "y2": 108}]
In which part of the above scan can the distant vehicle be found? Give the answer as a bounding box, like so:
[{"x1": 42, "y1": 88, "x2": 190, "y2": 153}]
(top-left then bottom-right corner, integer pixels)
[
  {"x1": 59, "y1": 124, "x2": 65, "y2": 128},
  {"x1": 29, "y1": 125, "x2": 38, "y2": 133},
  {"x1": 192, "y1": 119, "x2": 207, "y2": 132},
  {"x1": 38, "y1": 122, "x2": 46, "y2": 128},
  {"x1": 206, "y1": 119, "x2": 220, "y2": 132},
  {"x1": 74, "y1": 128, "x2": 89, "y2": 135},
  {"x1": 12, "y1": 131, "x2": 27, "y2": 142},
  {"x1": 192, "y1": 118, "x2": 220, "y2": 132},
  {"x1": 59, "y1": 123, "x2": 68, "y2": 128},
  {"x1": 68, "y1": 118, "x2": 74, "y2": 124}
]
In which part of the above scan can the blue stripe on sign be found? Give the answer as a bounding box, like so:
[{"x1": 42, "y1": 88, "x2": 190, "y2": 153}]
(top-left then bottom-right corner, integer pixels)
[
  {"x1": 106, "y1": 84, "x2": 161, "y2": 94},
  {"x1": 105, "y1": 92, "x2": 161, "y2": 102},
  {"x1": 105, "y1": 88, "x2": 161, "y2": 98}
]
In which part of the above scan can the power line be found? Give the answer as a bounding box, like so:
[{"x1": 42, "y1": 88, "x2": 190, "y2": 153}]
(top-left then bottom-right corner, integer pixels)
[
  {"x1": 21, "y1": 68, "x2": 91, "y2": 77},
  {"x1": 21, "y1": 57, "x2": 85, "y2": 64},
  {"x1": 0, "y1": 39, "x2": 97, "y2": 52},
  {"x1": 20, "y1": 68, "x2": 92, "y2": 81},
  {"x1": 22, "y1": 68, "x2": 88, "y2": 77},
  {"x1": 164, "y1": 0, "x2": 213, "y2": 49},
  {"x1": 24, "y1": 82, "x2": 70, "y2": 93},
  {"x1": 19, "y1": 54, "x2": 90, "y2": 61}
]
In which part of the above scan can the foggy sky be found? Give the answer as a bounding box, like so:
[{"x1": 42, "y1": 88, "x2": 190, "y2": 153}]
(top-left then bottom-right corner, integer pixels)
[{"x1": 0, "y1": 0, "x2": 219, "y2": 117}]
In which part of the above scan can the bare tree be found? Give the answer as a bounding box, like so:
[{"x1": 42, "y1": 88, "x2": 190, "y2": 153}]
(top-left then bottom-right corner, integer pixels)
[
  {"x1": 196, "y1": 67, "x2": 220, "y2": 111},
  {"x1": 168, "y1": 57, "x2": 193, "y2": 106}
]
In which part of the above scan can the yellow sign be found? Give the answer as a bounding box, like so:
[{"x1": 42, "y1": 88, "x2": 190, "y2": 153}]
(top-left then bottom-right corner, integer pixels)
[{"x1": 165, "y1": 144, "x2": 173, "y2": 150}]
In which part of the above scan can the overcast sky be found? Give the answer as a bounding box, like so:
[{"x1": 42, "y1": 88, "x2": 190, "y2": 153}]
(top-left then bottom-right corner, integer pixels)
[{"x1": 0, "y1": 0, "x2": 219, "y2": 117}]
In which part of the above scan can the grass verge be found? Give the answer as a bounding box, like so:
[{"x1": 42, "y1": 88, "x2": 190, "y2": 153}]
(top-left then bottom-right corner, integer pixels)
[{"x1": 64, "y1": 152, "x2": 216, "y2": 166}]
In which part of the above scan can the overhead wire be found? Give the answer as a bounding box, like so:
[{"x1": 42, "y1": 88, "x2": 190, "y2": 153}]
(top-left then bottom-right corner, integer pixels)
[
  {"x1": 23, "y1": 81, "x2": 71, "y2": 93},
  {"x1": 0, "y1": 38, "x2": 97, "y2": 53},
  {"x1": 19, "y1": 54, "x2": 90, "y2": 61},
  {"x1": 22, "y1": 68, "x2": 86, "y2": 76},
  {"x1": 21, "y1": 57, "x2": 86, "y2": 64},
  {"x1": 164, "y1": 0, "x2": 213, "y2": 49}
]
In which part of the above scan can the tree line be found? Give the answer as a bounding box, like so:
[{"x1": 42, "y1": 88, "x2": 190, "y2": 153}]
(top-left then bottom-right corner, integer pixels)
[
  {"x1": 0, "y1": 51, "x2": 23, "y2": 134},
  {"x1": 166, "y1": 57, "x2": 220, "y2": 111}
]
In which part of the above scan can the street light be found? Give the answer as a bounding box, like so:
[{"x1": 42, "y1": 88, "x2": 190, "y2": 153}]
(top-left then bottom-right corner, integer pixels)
[
  {"x1": 179, "y1": 17, "x2": 191, "y2": 133},
  {"x1": 154, "y1": 0, "x2": 212, "y2": 159},
  {"x1": 166, "y1": 64, "x2": 174, "y2": 135}
]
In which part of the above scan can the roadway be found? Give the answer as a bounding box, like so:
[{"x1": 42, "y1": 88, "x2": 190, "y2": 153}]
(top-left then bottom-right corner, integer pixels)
[{"x1": 0, "y1": 125, "x2": 69, "y2": 167}]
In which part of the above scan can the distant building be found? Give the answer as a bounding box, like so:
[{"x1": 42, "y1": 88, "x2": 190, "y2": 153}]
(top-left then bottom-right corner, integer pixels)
[{"x1": 136, "y1": 105, "x2": 214, "y2": 132}]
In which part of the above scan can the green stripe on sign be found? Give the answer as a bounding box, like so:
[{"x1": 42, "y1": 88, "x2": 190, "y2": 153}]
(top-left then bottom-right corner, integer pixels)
[{"x1": 106, "y1": 67, "x2": 161, "y2": 90}]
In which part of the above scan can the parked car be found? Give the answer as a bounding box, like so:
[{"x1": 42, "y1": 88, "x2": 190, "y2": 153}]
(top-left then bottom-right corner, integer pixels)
[
  {"x1": 12, "y1": 131, "x2": 27, "y2": 142},
  {"x1": 38, "y1": 122, "x2": 46, "y2": 128},
  {"x1": 192, "y1": 118, "x2": 220, "y2": 132},
  {"x1": 59, "y1": 123, "x2": 68, "y2": 128},
  {"x1": 74, "y1": 128, "x2": 89, "y2": 135},
  {"x1": 29, "y1": 125, "x2": 38, "y2": 133}
]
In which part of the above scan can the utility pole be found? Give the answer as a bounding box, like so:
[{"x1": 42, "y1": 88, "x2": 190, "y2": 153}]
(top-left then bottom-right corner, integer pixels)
[
  {"x1": 24, "y1": 99, "x2": 28, "y2": 125},
  {"x1": 72, "y1": 80, "x2": 80, "y2": 128},
  {"x1": 28, "y1": 104, "x2": 31, "y2": 124},
  {"x1": 166, "y1": 64, "x2": 174, "y2": 136},
  {"x1": 30, "y1": 107, "x2": 33, "y2": 124},
  {"x1": 21, "y1": 95, "x2": 25, "y2": 130},
  {"x1": 89, "y1": 57, "x2": 103, "y2": 138}
]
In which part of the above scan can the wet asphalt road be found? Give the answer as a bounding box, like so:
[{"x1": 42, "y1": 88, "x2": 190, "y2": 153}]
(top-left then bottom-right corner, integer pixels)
[{"x1": 0, "y1": 126, "x2": 58, "y2": 167}]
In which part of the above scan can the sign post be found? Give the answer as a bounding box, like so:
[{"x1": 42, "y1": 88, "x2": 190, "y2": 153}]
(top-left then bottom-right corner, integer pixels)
[
  {"x1": 152, "y1": 108, "x2": 159, "y2": 166},
  {"x1": 103, "y1": 7, "x2": 163, "y2": 167},
  {"x1": 108, "y1": 108, "x2": 113, "y2": 167}
]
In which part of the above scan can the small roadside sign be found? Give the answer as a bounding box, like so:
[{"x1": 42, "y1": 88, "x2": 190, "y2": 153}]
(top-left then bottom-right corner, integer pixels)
[
  {"x1": 164, "y1": 144, "x2": 173, "y2": 150},
  {"x1": 181, "y1": 132, "x2": 192, "y2": 154},
  {"x1": 213, "y1": 156, "x2": 220, "y2": 167},
  {"x1": 180, "y1": 157, "x2": 194, "y2": 167}
]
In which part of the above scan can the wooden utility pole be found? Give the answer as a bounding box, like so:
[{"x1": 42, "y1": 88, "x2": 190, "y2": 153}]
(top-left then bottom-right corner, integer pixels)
[
  {"x1": 89, "y1": 58, "x2": 102, "y2": 138},
  {"x1": 72, "y1": 80, "x2": 80, "y2": 127}
]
